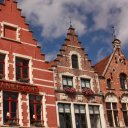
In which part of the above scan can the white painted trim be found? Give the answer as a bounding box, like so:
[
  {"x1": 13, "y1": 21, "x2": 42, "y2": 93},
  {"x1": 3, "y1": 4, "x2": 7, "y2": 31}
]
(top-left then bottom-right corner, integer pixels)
[
  {"x1": 43, "y1": 93, "x2": 48, "y2": 127},
  {"x1": 60, "y1": 72, "x2": 76, "y2": 89},
  {"x1": 13, "y1": 53, "x2": 33, "y2": 84},
  {"x1": 102, "y1": 50, "x2": 116, "y2": 76},
  {"x1": 33, "y1": 78, "x2": 53, "y2": 82},
  {"x1": 26, "y1": 94, "x2": 30, "y2": 127},
  {"x1": 79, "y1": 75, "x2": 94, "y2": 91},
  {"x1": 57, "y1": 65, "x2": 95, "y2": 73},
  {"x1": 46, "y1": 104, "x2": 56, "y2": 107},
  {"x1": 1, "y1": 21, "x2": 20, "y2": 41},
  {"x1": 34, "y1": 83, "x2": 54, "y2": 88},
  {"x1": 33, "y1": 58, "x2": 45, "y2": 62},
  {"x1": 0, "y1": 91, "x2": 3, "y2": 125},
  {"x1": 18, "y1": 93, "x2": 23, "y2": 126},
  {"x1": 33, "y1": 67, "x2": 53, "y2": 73},
  {"x1": 86, "y1": 104, "x2": 91, "y2": 128},
  {"x1": 0, "y1": 50, "x2": 9, "y2": 80},
  {"x1": 71, "y1": 103, "x2": 76, "y2": 128}
]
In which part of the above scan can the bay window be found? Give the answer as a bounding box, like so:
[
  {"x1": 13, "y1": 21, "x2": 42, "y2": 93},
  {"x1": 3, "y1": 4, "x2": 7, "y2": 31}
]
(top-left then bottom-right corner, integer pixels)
[
  {"x1": 58, "y1": 103, "x2": 72, "y2": 128},
  {"x1": 16, "y1": 57, "x2": 29, "y2": 83},
  {"x1": 74, "y1": 104, "x2": 87, "y2": 128},
  {"x1": 3, "y1": 91, "x2": 18, "y2": 125},
  {"x1": 29, "y1": 95, "x2": 42, "y2": 126},
  {"x1": 0, "y1": 54, "x2": 5, "y2": 79},
  {"x1": 89, "y1": 105, "x2": 102, "y2": 128}
]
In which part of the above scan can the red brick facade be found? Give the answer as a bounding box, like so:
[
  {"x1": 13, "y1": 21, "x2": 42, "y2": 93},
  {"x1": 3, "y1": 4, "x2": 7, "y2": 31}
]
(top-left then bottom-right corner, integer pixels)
[
  {"x1": 95, "y1": 39, "x2": 128, "y2": 127},
  {"x1": 0, "y1": 0, "x2": 57, "y2": 127},
  {"x1": 51, "y1": 26, "x2": 106, "y2": 128}
]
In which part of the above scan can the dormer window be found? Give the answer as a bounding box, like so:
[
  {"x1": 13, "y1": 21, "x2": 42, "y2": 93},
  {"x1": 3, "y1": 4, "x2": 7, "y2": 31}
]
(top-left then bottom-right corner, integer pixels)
[
  {"x1": 120, "y1": 73, "x2": 127, "y2": 89},
  {"x1": 72, "y1": 54, "x2": 78, "y2": 69},
  {"x1": 81, "y1": 78, "x2": 90, "y2": 88},
  {"x1": 16, "y1": 57, "x2": 29, "y2": 83},
  {"x1": 62, "y1": 76, "x2": 73, "y2": 88},
  {"x1": 0, "y1": 54, "x2": 5, "y2": 79}
]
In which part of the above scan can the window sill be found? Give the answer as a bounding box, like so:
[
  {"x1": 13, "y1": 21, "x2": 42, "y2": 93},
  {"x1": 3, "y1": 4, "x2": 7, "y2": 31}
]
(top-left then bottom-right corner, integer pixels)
[
  {"x1": 1, "y1": 37, "x2": 21, "y2": 43},
  {"x1": 106, "y1": 88, "x2": 115, "y2": 90},
  {"x1": 0, "y1": 124, "x2": 20, "y2": 127}
]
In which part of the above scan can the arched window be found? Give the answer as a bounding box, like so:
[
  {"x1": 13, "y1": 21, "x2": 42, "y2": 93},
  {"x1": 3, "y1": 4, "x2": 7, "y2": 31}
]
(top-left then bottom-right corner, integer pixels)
[
  {"x1": 120, "y1": 73, "x2": 127, "y2": 89},
  {"x1": 72, "y1": 54, "x2": 78, "y2": 69},
  {"x1": 107, "y1": 79, "x2": 112, "y2": 89}
]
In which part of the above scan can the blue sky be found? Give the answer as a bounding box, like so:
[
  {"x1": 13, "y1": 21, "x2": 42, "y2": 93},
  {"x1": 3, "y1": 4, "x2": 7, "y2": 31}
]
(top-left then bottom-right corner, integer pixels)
[{"x1": 3, "y1": 0, "x2": 128, "y2": 64}]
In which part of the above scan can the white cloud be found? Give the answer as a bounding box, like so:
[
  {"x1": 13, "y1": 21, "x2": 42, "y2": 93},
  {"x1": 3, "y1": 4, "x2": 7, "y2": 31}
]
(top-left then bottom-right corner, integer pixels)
[{"x1": 17, "y1": 0, "x2": 128, "y2": 45}]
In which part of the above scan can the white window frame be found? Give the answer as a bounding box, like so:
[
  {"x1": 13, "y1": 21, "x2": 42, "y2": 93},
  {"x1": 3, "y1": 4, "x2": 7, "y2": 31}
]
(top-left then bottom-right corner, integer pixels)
[
  {"x1": 0, "y1": 50, "x2": 9, "y2": 80},
  {"x1": 1, "y1": 22, "x2": 20, "y2": 41},
  {"x1": 13, "y1": 53, "x2": 33, "y2": 84}
]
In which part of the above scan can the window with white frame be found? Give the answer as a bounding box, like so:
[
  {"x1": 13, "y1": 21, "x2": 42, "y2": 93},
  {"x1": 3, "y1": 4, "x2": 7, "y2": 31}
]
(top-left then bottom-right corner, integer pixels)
[
  {"x1": 3, "y1": 91, "x2": 19, "y2": 125},
  {"x1": 89, "y1": 105, "x2": 102, "y2": 128},
  {"x1": 0, "y1": 54, "x2": 5, "y2": 79},
  {"x1": 74, "y1": 104, "x2": 87, "y2": 128},
  {"x1": 58, "y1": 103, "x2": 72, "y2": 128},
  {"x1": 81, "y1": 78, "x2": 90, "y2": 88},
  {"x1": 3, "y1": 24, "x2": 17, "y2": 40},
  {"x1": 122, "y1": 103, "x2": 128, "y2": 126},
  {"x1": 62, "y1": 76, "x2": 73, "y2": 88},
  {"x1": 29, "y1": 95, "x2": 42, "y2": 127},
  {"x1": 106, "y1": 102, "x2": 119, "y2": 127},
  {"x1": 16, "y1": 57, "x2": 29, "y2": 83}
]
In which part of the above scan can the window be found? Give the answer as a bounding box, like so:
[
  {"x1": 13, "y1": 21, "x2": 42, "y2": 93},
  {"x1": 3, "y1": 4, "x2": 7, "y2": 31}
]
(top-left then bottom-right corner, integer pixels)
[
  {"x1": 16, "y1": 57, "x2": 29, "y2": 83},
  {"x1": 72, "y1": 54, "x2": 78, "y2": 69},
  {"x1": 106, "y1": 102, "x2": 119, "y2": 127},
  {"x1": 122, "y1": 103, "x2": 128, "y2": 126},
  {"x1": 58, "y1": 104, "x2": 72, "y2": 128},
  {"x1": 3, "y1": 91, "x2": 18, "y2": 125},
  {"x1": 74, "y1": 105, "x2": 87, "y2": 128},
  {"x1": 120, "y1": 73, "x2": 127, "y2": 89},
  {"x1": 107, "y1": 79, "x2": 112, "y2": 89},
  {"x1": 62, "y1": 76, "x2": 73, "y2": 88},
  {"x1": 0, "y1": 54, "x2": 5, "y2": 79},
  {"x1": 89, "y1": 105, "x2": 102, "y2": 128},
  {"x1": 81, "y1": 78, "x2": 90, "y2": 88},
  {"x1": 29, "y1": 95, "x2": 42, "y2": 126},
  {"x1": 4, "y1": 25, "x2": 17, "y2": 40}
]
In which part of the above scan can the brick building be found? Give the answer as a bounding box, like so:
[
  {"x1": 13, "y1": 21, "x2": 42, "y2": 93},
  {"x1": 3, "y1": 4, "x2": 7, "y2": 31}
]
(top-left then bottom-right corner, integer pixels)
[
  {"x1": 95, "y1": 38, "x2": 128, "y2": 127},
  {"x1": 0, "y1": 0, "x2": 57, "y2": 127},
  {"x1": 51, "y1": 26, "x2": 106, "y2": 128}
]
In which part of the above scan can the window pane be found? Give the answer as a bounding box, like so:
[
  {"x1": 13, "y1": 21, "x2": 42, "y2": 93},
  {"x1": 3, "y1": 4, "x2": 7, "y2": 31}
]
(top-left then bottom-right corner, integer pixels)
[
  {"x1": 81, "y1": 79, "x2": 90, "y2": 88},
  {"x1": 112, "y1": 103, "x2": 117, "y2": 110},
  {"x1": 107, "y1": 110, "x2": 113, "y2": 126},
  {"x1": 106, "y1": 103, "x2": 111, "y2": 109},
  {"x1": 113, "y1": 111, "x2": 119, "y2": 127}
]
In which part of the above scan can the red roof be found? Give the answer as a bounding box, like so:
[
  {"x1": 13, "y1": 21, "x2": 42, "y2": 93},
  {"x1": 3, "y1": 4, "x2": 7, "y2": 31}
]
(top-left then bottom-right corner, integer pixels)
[{"x1": 94, "y1": 55, "x2": 110, "y2": 76}]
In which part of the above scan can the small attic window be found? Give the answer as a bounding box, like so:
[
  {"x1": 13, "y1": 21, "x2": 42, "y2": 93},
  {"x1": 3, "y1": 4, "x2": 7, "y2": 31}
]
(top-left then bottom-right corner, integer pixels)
[
  {"x1": 4, "y1": 25, "x2": 17, "y2": 40},
  {"x1": 72, "y1": 54, "x2": 79, "y2": 69}
]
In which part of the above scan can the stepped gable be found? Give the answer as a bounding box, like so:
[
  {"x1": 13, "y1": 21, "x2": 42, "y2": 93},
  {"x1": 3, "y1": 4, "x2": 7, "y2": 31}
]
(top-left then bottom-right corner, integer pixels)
[
  {"x1": 51, "y1": 26, "x2": 93, "y2": 71},
  {"x1": 0, "y1": 0, "x2": 46, "y2": 61}
]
